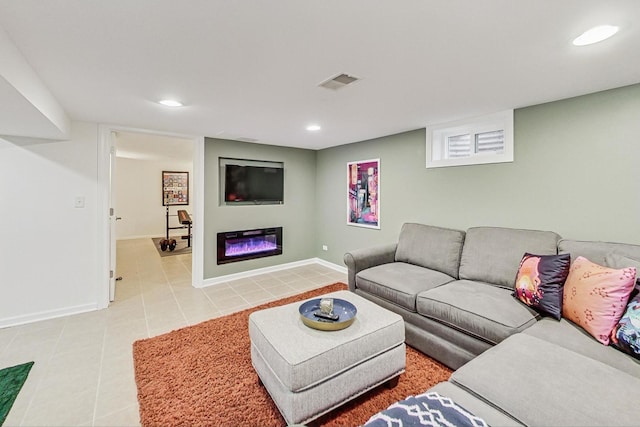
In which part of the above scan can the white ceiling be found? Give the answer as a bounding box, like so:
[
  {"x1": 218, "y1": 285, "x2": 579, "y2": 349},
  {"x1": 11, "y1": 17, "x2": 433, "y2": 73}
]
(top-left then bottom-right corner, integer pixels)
[{"x1": 0, "y1": 0, "x2": 639, "y2": 150}]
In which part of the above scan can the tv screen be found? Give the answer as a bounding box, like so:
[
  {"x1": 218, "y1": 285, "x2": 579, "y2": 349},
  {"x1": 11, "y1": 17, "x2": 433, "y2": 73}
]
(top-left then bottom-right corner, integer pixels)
[{"x1": 225, "y1": 164, "x2": 284, "y2": 203}]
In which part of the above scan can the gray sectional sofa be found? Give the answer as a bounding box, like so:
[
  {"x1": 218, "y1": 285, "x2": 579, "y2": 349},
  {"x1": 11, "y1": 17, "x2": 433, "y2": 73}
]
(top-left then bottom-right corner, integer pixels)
[{"x1": 344, "y1": 223, "x2": 640, "y2": 426}]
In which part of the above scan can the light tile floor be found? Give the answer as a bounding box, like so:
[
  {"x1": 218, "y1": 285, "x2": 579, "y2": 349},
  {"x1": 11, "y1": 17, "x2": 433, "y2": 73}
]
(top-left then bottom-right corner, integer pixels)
[{"x1": 0, "y1": 238, "x2": 346, "y2": 426}]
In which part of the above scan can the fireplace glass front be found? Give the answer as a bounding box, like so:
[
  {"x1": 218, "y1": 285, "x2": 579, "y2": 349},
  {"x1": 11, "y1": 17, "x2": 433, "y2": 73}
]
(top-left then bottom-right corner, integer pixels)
[{"x1": 217, "y1": 227, "x2": 282, "y2": 264}]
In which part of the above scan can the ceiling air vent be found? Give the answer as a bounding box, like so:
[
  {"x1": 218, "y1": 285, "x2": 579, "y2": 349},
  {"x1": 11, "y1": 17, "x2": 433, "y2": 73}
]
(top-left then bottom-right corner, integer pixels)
[{"x1": 319, "y1": 73, "x2": 360, "y2": 90}]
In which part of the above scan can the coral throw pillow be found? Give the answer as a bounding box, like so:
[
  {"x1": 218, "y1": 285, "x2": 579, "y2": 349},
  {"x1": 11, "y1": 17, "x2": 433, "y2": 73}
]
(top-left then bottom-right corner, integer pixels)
[
  {"x1": 610, "y1": 293, "x2": 640, "y2": 360},
  {"x1": 606, "y1": 253, "x2": 640, "y2": 289},
  {"x1": 513, "y1": 253, "x2": 571, "y2": 320},
  {"x1": 563, "y1": 256, "x2": 637, "y2": 344}
]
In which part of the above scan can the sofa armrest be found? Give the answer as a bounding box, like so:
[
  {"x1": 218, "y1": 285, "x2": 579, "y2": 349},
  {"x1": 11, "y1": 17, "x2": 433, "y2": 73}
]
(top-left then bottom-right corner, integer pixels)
[{"x1": 343, "y1": 243, "x2": 397, "y2": 292}]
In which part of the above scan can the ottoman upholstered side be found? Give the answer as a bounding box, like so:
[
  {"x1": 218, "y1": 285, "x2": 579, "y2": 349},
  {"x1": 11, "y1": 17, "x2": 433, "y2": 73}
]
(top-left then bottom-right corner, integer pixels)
[{"x1": 248, "y1": 290, "x2": 405, "y2": 425}]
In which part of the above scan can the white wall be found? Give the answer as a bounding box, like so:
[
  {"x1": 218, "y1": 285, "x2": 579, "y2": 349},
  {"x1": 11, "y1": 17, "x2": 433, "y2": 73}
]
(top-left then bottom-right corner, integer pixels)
[
  {"x1": 115, "y1": 156, "x2": 193, "y2": 239},
  {"x1": 0, "y1": 121, "x2": 100, "y2": 327}
]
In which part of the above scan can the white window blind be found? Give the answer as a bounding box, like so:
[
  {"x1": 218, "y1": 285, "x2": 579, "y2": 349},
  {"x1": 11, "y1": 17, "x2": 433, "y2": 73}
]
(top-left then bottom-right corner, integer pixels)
[
  {"x1": 446, "y1": 134, "x2": 472, "y2": 158},
  {"x1": 426, "y1": 110, "x2": 514, "y2": 168},
  {"x1": 475, "y1": 130, "x2": 504, "y2": 154}
]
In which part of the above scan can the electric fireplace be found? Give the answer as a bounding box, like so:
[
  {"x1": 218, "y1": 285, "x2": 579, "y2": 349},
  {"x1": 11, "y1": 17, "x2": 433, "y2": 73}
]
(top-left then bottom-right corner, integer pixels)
[{"x1": 217, "y1": 227, "x2": 283, "y2": 264}]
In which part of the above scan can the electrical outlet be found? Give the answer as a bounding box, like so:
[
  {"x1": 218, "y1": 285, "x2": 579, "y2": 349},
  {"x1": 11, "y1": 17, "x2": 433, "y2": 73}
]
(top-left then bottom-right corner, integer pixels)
[{"x1": 322, "y1": 245, "x2": 328, "y2": 251}]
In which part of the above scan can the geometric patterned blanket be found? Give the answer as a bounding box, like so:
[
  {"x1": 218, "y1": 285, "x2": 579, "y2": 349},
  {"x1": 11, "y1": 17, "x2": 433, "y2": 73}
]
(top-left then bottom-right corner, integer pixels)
[{"x1": 363, "y1": 391, "x2": 489, "y2": 427}]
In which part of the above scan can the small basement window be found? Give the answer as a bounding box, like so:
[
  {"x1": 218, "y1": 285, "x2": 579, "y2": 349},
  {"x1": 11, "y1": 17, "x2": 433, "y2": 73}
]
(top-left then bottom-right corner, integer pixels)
[{"x1": 426, "y1": 110, "x2": 514, "y2": 168}]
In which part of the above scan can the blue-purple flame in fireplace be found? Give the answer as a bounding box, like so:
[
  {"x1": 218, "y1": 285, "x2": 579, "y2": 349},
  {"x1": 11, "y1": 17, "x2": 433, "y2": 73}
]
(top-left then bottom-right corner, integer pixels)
[
  {"x1": 217, "y1": 227, "x2": 283, "y2": 264},
  {"x1": 225, "y1": 235, "x2": 277, "y2": 257}
]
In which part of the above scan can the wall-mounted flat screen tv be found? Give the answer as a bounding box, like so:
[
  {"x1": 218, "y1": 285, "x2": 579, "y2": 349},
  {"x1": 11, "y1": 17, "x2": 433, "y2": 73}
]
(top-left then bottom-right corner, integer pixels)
[{"x1": 224, "y1": 164, "x2": 284, "y2": 203}]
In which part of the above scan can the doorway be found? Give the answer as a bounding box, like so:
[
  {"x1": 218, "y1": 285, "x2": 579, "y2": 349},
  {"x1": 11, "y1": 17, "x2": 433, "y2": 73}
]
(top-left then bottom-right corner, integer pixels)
[
  {"x1": 114, "y1": 131, "x2": 194, "y2": 298},
  {"x1": 98, "y1": 126, "x2": 204, "y2": 308}
]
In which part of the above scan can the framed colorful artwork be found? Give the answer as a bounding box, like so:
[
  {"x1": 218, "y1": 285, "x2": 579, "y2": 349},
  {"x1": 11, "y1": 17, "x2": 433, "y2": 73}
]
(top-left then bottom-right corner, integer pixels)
[
  {"x1": 162, "y1": 171, "x2": 189, "y2": 206},
  {"x1": 347, "y1": 159, "x2": 380, "y2": 229}
]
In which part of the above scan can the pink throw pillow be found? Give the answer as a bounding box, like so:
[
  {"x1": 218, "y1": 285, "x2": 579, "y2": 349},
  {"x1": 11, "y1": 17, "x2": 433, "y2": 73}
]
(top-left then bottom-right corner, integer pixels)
[{"x1": 562, "y1": 256, "x2": 636, "y2": 345}]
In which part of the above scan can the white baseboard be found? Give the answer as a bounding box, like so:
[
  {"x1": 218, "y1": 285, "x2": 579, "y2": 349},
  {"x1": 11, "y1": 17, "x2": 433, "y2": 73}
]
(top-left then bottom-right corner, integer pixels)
[
  {"x1": 117, "y1": 234, "x2": 156, "y2": 240},
  {"x1": 0, "y1": 303, "x2": 99, "y2": 329},
  {"x1": 117, "y1": 234, "x2": 184, "y2": 240},
  {"x1": 312, "y1": 257, "x2": 347, "y2": 274},
  {"x1": 0, "y1": 259, "x2": 346, "y2": 327},
  {"x1": 197, "y1": 258, "x2": 346, "y2": 289}
]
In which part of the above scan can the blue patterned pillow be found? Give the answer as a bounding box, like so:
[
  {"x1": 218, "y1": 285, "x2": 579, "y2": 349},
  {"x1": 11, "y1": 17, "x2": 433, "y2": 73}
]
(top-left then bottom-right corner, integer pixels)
[
  {"x1": 610, "y1": 293, "x2": 640, "y2": 360},
  {"x1": 364, "y1": 391, "x2": 488, "y2": 427}
]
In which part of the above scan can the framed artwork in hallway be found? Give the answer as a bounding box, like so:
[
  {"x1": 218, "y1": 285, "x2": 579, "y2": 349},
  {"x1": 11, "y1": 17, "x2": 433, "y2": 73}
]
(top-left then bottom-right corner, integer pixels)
[
  {"x1": 162, "y1": 171, "x2": 189, "y2": 206},
  {"x1": 347, "y1": 159, "x2": 380, "y2": 229}
]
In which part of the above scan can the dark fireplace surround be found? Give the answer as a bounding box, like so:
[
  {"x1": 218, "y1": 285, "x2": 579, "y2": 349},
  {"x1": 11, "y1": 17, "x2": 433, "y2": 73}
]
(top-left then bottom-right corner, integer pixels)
[{"x1": 217, "y1": 227, "x2": 283, "y2": 265}]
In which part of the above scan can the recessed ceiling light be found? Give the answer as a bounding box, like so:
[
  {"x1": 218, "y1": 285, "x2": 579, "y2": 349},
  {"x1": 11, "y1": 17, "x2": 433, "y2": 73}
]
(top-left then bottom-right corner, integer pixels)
[
  {"x1": 306, "y1": 124, "x2": 321, "y2": 131},
  {"x1": 572, "y1": 25, "x2": 619, "y2": 46},
  {"x1": 158, "y1": 99, "x2": 183, "y2": 107}
]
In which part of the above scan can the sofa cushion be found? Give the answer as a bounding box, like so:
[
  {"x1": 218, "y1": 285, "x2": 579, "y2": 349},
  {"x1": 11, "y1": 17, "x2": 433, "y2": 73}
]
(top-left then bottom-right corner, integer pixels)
[
  {"x1": 562, "y1": 256, "x2": 636, "y2": 345},
  {"x1": 428, "y1": 382, "x2": 524, "y2": 427},
  {"x1": 459, "y1": 227, "x2": 560, "y2": 288},
  {"x1": 356, "y1": 262, "x2": 454, "y2": 312},
  {"x1": 416, "y1": 280, "x2": 538, "y2": 345},
  {"x1": 450, "y1": 333, "x2": 640, "y2": 427},
  {"x1": 523, "y1": 318, "x2": 640, "y2": 379},
  {"x1": 513, "y1": 253, "x2": 571, "y2": 320},
  {"x1": 558, "y1": 239, "x2": 640, "y2": 267},
  {"x1": 395, "y1": 223, "x2": 465, "y2": 278}
]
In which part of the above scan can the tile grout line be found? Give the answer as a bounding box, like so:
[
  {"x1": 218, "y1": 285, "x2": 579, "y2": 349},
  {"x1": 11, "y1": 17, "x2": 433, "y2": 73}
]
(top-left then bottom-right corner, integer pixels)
[
  {"x1": 0, "y1": 328, "x2": 19, "y2": 361},
  {"x1": 160, "y1": 260, "x2": 190, "y2": 327},
  {"x1": 152, "y1": 238, "x2": 193, "y2": 327},
  {"x1": 136, "y1": 257, "x2": 152, "y2": 339},
  {"x1": 204, "y1": 279, "x2": 252, "y2": 312},
  {"x1": 18, "y1": 318, "x2": 67, "y2": 426},
  {"x1": 92, "y1": 403, "x2": 140, "y2": 424},
  {"x1": 91, "y1": 328, "x2": 108, "y2": 426},
  {"x1": 201, "y1": 288, "x2": 222, "y2": 312}
]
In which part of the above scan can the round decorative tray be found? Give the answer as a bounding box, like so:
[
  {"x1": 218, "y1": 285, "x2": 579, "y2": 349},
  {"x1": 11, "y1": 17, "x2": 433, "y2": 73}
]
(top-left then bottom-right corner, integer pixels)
[{"x1": 299, "y1": 298, "x2": 357, "y2": 331}]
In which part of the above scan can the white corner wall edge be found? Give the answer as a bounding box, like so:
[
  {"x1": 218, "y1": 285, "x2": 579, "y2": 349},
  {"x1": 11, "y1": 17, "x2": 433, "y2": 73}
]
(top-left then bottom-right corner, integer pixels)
[
  {"x1": 0, "y1": 25, "x2": 70, "y2": 139},
  {"x1": 0, "y1": 303, "x2": 98, "y2": 329},
  {"x1": 197, "y1": 258, "x2": 346, "y2": 289}
]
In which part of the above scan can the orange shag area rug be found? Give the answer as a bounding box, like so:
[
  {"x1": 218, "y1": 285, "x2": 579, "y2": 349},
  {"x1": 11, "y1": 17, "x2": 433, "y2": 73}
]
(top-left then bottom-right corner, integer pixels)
[{"x1": 133, "y1": 283, "x2": 452, "y2": 427}]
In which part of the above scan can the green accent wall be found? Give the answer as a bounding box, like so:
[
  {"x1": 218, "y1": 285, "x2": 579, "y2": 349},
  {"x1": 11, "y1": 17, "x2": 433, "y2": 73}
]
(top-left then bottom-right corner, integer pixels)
[
  {"x1": 203, "y1": 84, "x2": 640, "y2": 278},
  {"x1": 203, "y1": 138, "x2": 317, "y2": 279},
  {"x1": 315, "y1": 83, "x2": 640, "y2": 266}
]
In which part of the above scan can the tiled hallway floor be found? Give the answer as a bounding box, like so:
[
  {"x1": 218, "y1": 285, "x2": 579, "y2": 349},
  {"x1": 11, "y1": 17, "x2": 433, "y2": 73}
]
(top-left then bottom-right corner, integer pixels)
[{"x1": 0, "y1": 238, "x2": 346, "y2": 426}]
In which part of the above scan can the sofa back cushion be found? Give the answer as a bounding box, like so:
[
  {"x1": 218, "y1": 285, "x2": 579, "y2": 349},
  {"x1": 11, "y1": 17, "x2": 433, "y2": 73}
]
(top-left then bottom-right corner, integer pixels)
[
  {"x1": 558, "y1": 239, "x2": 640, "y2": 267},
  {"x1": 459, "y1": 226, "x2": 560, "y2": 288},
  {"x1": 395, "y1": 223, "x2": 465, "y2": 278}
]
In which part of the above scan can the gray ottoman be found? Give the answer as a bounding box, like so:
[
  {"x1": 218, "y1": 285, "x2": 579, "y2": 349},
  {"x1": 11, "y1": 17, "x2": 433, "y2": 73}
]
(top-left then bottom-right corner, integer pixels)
[{"x1": 248, "y1": 290, "x2": 405, "y2": 425}]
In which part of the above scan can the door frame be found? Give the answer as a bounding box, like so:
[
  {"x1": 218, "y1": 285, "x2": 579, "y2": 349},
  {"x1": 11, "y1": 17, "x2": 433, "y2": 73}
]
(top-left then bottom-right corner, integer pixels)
[{"x1": 97, "y1": 124, "x2": 205, "y2": 308}]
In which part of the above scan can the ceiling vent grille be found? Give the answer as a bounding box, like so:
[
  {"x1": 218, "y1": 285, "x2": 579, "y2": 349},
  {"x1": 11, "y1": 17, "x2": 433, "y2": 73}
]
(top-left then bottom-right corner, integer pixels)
[{"x1": 319, "y1": 73, "x2": 359, "y2": 90}]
